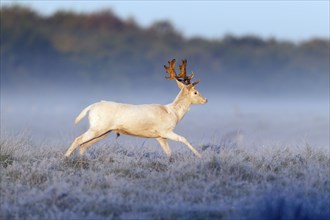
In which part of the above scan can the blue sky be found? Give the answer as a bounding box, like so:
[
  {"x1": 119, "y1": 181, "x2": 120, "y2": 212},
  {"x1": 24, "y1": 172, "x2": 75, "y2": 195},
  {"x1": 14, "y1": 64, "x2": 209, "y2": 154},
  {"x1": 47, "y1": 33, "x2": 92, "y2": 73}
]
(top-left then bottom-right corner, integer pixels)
[{"x1": 2, "y1": 0, "x2": 329, "y2": 41}]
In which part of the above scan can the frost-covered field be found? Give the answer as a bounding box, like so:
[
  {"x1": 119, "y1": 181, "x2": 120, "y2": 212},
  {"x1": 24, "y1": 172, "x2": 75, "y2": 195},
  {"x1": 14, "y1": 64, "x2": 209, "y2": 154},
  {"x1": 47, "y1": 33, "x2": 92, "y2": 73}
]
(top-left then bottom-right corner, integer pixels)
[
  {"x1": 1, "y1": 92, "x2": 329, "y2": 219},
  {"x1": 1, "y1": 135, "x2": 329, "y2": 219}
]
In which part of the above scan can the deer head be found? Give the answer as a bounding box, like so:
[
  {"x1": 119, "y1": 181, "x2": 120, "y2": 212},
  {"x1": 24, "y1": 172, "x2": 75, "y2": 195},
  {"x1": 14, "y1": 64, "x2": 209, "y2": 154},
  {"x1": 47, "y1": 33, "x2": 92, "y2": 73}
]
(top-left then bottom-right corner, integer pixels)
[{"x1": 164, "y1": 59, "x2": 207, "y2": 105}]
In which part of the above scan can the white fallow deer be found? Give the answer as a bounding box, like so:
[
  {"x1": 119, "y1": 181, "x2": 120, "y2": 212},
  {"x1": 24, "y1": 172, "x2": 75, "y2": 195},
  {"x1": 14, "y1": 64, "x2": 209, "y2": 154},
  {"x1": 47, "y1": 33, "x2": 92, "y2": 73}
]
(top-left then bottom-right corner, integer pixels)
[{"x1": 64, "y1": 59, "x2": 207, "y2": 158}]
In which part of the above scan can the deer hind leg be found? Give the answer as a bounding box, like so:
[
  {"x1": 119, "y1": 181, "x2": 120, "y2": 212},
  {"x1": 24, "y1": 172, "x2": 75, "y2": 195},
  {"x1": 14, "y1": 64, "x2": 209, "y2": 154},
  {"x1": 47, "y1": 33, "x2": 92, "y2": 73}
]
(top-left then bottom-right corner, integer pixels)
[
  {"x1": 64, "y1": 129, "x2": 108, "y2": 157},
  {"x1": 79, "y1": 130, "x2": 111, "y2": 156},
  {"x1": 156, "y1": 138, "x2": 172, "y2": 157},
  {"x1": 162, "y1": 132, "x2": 201, "y2": 158}
]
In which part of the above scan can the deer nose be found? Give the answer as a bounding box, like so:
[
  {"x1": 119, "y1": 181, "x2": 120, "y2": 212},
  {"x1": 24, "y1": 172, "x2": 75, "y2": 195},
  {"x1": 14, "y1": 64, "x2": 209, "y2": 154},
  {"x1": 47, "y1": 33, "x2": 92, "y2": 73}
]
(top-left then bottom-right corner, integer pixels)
[{"x1": 205, "y1": 98, "x2": 208, "y2": 103}]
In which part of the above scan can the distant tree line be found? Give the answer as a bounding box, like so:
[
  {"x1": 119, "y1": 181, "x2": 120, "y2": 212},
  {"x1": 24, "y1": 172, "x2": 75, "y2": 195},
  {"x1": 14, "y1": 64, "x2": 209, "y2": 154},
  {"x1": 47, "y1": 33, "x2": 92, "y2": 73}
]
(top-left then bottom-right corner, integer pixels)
[{"x1": 1, "y1": 5, "x2": 329, "y2": 97}]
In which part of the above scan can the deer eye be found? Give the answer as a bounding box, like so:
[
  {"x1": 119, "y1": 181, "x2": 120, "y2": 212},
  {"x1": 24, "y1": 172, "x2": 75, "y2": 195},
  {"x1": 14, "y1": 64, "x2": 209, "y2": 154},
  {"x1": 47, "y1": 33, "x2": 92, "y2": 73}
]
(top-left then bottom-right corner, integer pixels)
[{"x1": 194, "y1": 91, "x2": 198, "y2": 95}]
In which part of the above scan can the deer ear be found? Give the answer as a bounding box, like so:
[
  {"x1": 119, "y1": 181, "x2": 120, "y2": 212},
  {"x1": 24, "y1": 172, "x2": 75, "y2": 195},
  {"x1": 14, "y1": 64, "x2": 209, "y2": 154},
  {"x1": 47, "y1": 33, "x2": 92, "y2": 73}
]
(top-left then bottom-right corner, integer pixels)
[{"x1": 176, "y1": 80, "x2": 185, "y2": 90}]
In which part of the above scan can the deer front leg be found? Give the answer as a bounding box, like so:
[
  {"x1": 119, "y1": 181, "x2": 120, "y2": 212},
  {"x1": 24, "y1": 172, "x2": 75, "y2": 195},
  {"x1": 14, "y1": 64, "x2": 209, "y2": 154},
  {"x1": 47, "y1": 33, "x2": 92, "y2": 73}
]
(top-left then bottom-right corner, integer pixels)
[
  {"x1": 156, "y1": 138, "x2": 172, "y2": 157},
  {"x1": 162, "y1": 132, "x2": 201, "y2": 158}
]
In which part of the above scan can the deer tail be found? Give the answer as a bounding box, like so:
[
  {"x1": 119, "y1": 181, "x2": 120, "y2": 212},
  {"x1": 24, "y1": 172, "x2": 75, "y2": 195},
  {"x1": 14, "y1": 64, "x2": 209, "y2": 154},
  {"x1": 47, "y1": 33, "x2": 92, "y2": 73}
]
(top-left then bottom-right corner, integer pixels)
[{"x1": 75, "y1": 104, "x2": 94, "y2": 125}]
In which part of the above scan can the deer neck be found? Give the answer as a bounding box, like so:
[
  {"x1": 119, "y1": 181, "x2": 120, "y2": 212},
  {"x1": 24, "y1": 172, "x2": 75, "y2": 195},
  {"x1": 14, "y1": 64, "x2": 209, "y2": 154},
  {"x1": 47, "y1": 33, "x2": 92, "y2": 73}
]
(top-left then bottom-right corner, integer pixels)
[{"x1": 168, "y1": 89, "x2": 191, "y2": 122}]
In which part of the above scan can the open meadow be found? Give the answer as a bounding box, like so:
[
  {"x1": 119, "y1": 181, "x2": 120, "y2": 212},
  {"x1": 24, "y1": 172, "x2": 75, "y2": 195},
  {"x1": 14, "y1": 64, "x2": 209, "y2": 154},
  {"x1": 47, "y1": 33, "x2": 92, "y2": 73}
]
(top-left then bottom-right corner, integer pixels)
[
  {"x1": 1, "y1": 95, "x2": 329, "y2": 219},
  {"x1": 1, "y1": 134, "x2": 329, "y2": 219}
]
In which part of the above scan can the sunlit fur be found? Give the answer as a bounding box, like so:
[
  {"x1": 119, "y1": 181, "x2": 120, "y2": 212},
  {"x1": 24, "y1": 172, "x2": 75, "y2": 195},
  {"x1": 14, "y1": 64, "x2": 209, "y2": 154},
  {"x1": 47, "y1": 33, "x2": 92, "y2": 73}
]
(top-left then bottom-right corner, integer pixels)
[{"x1": 64, "y1": 80, "x2": 207, "y2": 158}]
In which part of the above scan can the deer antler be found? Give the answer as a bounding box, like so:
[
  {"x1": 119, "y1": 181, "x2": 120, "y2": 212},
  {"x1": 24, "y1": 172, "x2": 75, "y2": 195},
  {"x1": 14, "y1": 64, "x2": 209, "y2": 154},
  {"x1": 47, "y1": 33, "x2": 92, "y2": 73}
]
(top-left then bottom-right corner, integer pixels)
[
  {"x1": 178, "y1": 59, "x2": 187, "y2": 79},
  {"x1": 191, "y1": 71, "x2": 200, "y2": 86},
  {"x1": 164, "y1": 59, "x2": 178, "y2": 80},
  {"x1": 179, "y1": 59, "x2": 198, "y2": 84},
  {"x1": 164, "y1": 59, "x2": 200, "y2": 86}
]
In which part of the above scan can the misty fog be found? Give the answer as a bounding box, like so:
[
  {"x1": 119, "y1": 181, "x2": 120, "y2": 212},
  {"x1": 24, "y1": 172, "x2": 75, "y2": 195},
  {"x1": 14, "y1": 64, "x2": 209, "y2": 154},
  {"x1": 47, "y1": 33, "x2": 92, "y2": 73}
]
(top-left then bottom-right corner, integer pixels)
[{"x1": 1, "y1": 81, "x2": 329, "y2": 154}]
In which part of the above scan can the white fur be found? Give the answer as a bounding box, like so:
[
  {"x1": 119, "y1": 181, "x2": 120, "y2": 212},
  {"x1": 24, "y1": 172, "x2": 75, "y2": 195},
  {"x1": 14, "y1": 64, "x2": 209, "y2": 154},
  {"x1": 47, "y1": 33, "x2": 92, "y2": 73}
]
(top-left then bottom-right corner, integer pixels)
[{"x1": 64, "y1": 80, "x2": 207, "y2": 158}]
